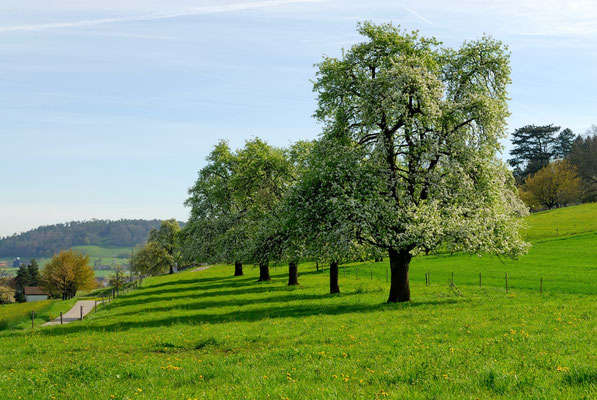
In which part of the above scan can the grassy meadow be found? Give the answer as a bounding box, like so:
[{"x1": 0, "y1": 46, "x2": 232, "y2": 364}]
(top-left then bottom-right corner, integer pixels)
[
  {"x1": 0, "y1": 299, "x2": 78, "y2": 331},
  {"x1": 0, "y1": 204, "x2": 595, "y2": 399},
  {"x1": 71, "y1": 245, "x2": 132, "y2": 265}
]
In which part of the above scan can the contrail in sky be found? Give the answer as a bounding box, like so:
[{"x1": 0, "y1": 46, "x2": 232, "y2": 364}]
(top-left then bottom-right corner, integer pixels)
[
  {"x1": 0, "y1": 0, "x2": 324, "y2": 33},
  {"x1": 397, "y1": 2, "x2": 432, "y2": 24}
]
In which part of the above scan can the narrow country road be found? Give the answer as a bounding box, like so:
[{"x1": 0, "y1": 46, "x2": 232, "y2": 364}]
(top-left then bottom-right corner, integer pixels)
[
  {"x1": 192, "y1": 265, "x2": 214, "y2": 272},
  {"x1": 42, "y1": 300, "x2": 97, "y2": 326}
]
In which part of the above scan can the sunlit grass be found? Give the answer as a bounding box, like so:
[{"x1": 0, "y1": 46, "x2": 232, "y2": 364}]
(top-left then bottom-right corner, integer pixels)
[
  {"x1": 0, "y1": 259, "x2": 595, "y2": 399},
  {"x1": 523, "y1": 202, "x2": 597, "y2": 240},
  {"x1": 0, "y1": 205, "x2": 595, "y2": 399},
  {"x1": 0, "y1": 299, "x2": 77, "y2": 330}
]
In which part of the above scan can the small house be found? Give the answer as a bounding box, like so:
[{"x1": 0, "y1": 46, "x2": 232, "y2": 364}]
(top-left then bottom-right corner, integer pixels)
[{"x1": 24, "y1": 286, "x2": 49, "y2": 302}]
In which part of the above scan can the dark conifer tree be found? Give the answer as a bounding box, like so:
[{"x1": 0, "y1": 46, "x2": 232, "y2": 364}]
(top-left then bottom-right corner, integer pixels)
[
  {"x1": 508, "y1": 124, "x2": 560, "y2": 181},
  {"x1": 554, "y1": 128, "x2": 576, "y2": 159}
]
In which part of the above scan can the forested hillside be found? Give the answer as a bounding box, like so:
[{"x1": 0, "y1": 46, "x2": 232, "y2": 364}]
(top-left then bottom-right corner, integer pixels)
[{"x1": 0, "y1": 220, "x2": 164, "y2": 258}]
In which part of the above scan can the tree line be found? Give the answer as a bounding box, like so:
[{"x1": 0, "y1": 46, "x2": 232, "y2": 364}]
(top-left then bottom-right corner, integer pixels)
[
  {"x1": 508, "y1": 124, "x2": 597, "y2": 210},
  {"x1": 132, "y1": 22, "x2": 529, "y2": 303},
  {"x1": 0, "y1": 219, "x2": 165, "y2": 258}
]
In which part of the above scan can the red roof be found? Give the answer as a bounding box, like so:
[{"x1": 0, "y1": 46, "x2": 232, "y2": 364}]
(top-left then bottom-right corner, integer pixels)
[{"x1": 24, "y1": 286, "x2": 49, "y2": 295}]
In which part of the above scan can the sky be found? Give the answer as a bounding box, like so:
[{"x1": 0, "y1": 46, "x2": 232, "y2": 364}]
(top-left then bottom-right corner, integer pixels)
[{"x1": 1, "y1": 0, "x2": 596, "y2": 237}]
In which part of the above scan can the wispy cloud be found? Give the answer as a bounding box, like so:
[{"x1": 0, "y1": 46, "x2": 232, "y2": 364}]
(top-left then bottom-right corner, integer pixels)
[{"x1": 0, "y1": 0, "x2": 324, "y2": 33}]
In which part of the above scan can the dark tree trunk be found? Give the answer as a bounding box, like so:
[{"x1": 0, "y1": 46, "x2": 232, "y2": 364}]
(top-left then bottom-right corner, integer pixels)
[
  {"x1": 387, "y1": 247, "x2": 412, "y2": 303},
  {"x1": 169, "y1": 265, "x2": 174, "y2": 274},
  {"x1": 288, "y1": 261, "x2": 299, "y2": 285},
  {"x1": 234, "y1": 261, "x2": 243, "y2": 276},
  {"x1": 316, "y1": 261, "x2": 319, "y2": 271},
  {"x1": 329, "y1": 261, "x2": 340, "y2": 293},
  {"x1": 257, "y1": 262, "x2": 271, "y2": 282},
  {"x1": 374, "y1": 258, "x2": 380, "y2": 262}
]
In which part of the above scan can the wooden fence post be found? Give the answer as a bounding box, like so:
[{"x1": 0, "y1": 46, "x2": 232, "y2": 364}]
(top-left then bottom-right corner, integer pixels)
[
  {"x1": 94, "y1": 300, "x2": 97, "y2": 313},
  {"x1": 540, "y1": 278, "x2": 543, "y2": 294},
  {"x1": 80, "y1": 305, "x2": 83, "y2": 321},
  {"x1": 60, "y1": 311, "x2": 63, "y2": 325},
  {"x1": 479, "y1": 272, "x2": 482, "y2": 288}
]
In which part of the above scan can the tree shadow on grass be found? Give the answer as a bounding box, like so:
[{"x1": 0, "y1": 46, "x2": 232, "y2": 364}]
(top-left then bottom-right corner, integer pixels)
[
  {"x1": 124, "y1": 278, "x2": 265, "y2": 302},
  {"x1": 115, "y1": 280, "x2": 290, "y2": 308},
  {"x1": 133, "y1": 267, "x2": 326, "y2": 297},
  {"x1": 108, "y1": 291, "x2": 339, "y2": 317},
  {"x1": 38, "y1": 297, "x2": 460, "y2": 336},
  {"x1": 143, "y1": 275, "x2": 232, "y2": 290}
]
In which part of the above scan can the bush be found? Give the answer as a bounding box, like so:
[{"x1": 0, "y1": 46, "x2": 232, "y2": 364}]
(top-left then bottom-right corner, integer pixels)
[{"x1": 0, "y1": 285, "x2": 16, "y2": 304}]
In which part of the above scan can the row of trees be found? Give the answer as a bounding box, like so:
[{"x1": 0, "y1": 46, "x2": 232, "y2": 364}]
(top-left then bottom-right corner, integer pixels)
[
  {"x1": 509, "y1": 124, "x2": 597, "y2": 209},
  {"x1": 156, "y1": 22, "x2": 529, "y2": 303}
]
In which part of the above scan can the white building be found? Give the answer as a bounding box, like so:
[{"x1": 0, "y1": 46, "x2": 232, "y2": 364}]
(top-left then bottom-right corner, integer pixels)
[{"x1": 24, "y1": 286, "x2": 49, "y2": 302}]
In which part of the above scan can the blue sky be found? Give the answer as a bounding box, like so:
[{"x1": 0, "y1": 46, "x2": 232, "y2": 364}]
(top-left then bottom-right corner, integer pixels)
[{"x1": 1, "y1": 0, "x2": 596, "y2": 237}]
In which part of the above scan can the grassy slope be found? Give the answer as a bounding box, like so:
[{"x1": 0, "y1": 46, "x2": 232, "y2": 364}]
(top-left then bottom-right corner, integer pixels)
[
  {"x1": 72, "y1": 244, "x2": 131, "y2": 260},
  {"x1": 0, "y1": 299, "x2": 77, "y2": 330},
  {"x1": 0, "y1": 268, "x2": 595, "y2": 398},
  {"x1": 523, "y1": 202, "x2": 597, "y2": 241},
  {"x1": 0, "y1": 205, "x2": 595, "y2": 399}
]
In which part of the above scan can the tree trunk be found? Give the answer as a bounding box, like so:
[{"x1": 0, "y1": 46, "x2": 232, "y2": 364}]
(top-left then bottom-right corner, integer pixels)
[
  {"x1": 234, "y1": 261, "x2": 243, "y2": 276},
  {"x1": 169, "y1": 264, "x2": 174, "y2": 274},
  {"x1": 257, "y1": 262, "x2": 271, "y2": 282},
  {"x1": 288, "y1": 261, "x2": 299, "y2": 285},
  {"x1": 387, "y1": 247, "x2": 412, "y2": 303},
  {"x1": 316, "y1": 261, "x2": 319, "y2": 271},
  {"x1": 329, "y1": 261, "x2": 340, "y2": 293}
]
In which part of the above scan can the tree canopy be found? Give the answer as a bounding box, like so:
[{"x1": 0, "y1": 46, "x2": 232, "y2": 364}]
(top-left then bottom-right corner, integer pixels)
[
  {"x1": 182, "y1": 138, "x2": 311, "y2": 280},
  {"x1": 508, "y1": 124, "x2": 576, "y2": 182},
  {"x1": 519, "y1": 160, "x2": 582, "y2": 210},
  {"x1": 132, "y1": 219, "x2": 182, "y2": 277},
  {"x1": 14, "y1": 259, "x2": 40, "y2": 302},
  {"x1": 567, "y1": 128, "x2": 597, "y2": 202},
  {"x1": 148, "y1": 219, "x2": 182, "y2": 274},
  {"x1": 41, "y1": 249, "x2": 96, "y2": 300},
  {"x1": 313, "y1": 21, "x2": 528, "y2": 302}
]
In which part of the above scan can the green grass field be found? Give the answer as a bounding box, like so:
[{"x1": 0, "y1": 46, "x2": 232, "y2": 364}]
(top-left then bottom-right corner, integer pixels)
[
  {"x1": 0, "y1": 299, "x2": 78, "y2": 331},
  {"x1": 71, "y1": 245, "x2": 132, "y2": 264},
  {"x1": 523, "y1": 202, "x2": 597, "y2": 241},
  {"x1": 0, "y1": 204, "x2": 595, "y2": 399}
]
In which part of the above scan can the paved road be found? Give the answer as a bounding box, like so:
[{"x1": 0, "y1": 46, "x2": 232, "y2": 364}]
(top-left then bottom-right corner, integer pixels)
[
  {"x1": 192, "y1": 265, "x2": 214, "y2": 272},
  {"x1": 42, "y1": 300, "x2": 98, "y2": 326}
]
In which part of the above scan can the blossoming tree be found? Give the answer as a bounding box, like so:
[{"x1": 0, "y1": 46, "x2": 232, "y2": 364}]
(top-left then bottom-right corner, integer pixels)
[{"x1": 313, "y1": 22, "x2": 528, "y2": 302}]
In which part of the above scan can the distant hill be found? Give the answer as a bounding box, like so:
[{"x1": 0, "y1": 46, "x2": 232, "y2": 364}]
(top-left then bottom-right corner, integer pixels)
[{"x1": 0, "y1": 219, "x2": 167, "y2": 258}]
